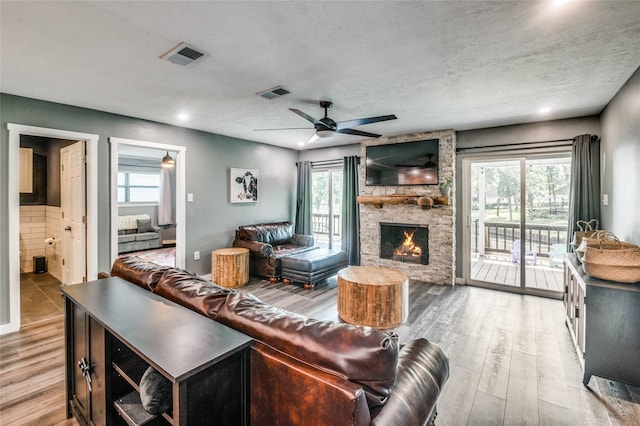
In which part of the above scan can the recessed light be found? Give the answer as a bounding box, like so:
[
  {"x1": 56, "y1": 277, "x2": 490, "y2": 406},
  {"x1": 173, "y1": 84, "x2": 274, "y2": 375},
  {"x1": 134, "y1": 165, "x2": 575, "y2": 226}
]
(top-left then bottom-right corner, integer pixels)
[
  {"x1": 539, "y1": 107, "x2": 551, "y2": 114},
  {"x1": 297, "y1": 142, "x2": 305, "y2": 147},
  {"x1": 177, "y1": 113, "x2": 189, "y2": 121}
]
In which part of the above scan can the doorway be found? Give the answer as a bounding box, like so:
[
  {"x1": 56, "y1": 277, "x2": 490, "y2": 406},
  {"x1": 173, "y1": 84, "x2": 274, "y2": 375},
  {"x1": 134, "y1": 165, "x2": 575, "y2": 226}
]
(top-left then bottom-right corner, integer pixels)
[
  {"x1": 311, "y1": 166, "x2": 343, "y2": 249},
  {"x1": 4, "y1": 124, "x2": 98, "y2": 335},
  {"x1": 109, "y1": 137, "x2": 186, "y2": 269},
  {"x1": 463, "y1": 154, "x2": 571, "y2": 298}
]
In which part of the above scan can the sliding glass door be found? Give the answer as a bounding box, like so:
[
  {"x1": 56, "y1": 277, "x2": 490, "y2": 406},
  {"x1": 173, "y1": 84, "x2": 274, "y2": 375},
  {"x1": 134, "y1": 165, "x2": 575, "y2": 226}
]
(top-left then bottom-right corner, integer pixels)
[
  {"x1": 311, "y1": 168, "x2": 343, "y2": 249},
  {"x1": 464, "y1": 154, "x2": 570, "y2": 297}
]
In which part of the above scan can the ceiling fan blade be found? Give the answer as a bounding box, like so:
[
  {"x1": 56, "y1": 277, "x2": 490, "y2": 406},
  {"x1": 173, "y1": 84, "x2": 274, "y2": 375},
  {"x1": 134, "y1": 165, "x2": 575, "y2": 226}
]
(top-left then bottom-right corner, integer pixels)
[
  {"x1": 253, "y1": 127, "x2": 312, "y2": 131},
  {"x1": 337, "y1": 128, "x2": 382, "y2": 138},
  {"x1": 336, "y1": 114, "x2": 397, "y2": 130},
  {"x1": 289, "y1": 108, "x2": 321, "y2": 125}
]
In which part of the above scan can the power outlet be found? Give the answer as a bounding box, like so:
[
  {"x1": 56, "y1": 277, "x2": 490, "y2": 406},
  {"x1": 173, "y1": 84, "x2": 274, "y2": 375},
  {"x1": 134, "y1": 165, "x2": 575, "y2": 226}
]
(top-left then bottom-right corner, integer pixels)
[{"x1": 194, "y1": 251, "x2": 200, "y2": 261}]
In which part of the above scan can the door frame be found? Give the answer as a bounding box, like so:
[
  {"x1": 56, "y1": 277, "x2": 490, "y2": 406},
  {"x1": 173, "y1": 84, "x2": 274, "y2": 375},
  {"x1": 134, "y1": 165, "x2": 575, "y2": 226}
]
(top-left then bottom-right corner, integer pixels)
[
  {"x1": 461, "y1": 151, "x2": 568, "y2": 299},
  {"x1": 109, "y1": 137, "x2": 186, "y2": 269},
  {"x1": 4, "y1": 124, "x2": 98, "y2": 335}
]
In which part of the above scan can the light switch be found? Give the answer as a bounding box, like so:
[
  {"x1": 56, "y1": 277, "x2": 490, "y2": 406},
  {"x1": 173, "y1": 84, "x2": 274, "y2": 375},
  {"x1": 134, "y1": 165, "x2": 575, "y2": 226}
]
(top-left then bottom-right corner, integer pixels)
[
  {"x1": 602, "y1": 194, "x2": 609, "y2": 206},
  {"x1": 187, "y1": 193, "x2": 194, "y2": 202}
]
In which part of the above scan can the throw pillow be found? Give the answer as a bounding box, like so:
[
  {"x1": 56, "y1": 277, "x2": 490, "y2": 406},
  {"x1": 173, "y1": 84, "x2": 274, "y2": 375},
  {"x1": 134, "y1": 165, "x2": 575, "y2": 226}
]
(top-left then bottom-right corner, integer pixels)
[
  {"x1": 139, "y1": 366, "x2": 172, "y2": 415},
  {"x1": 137, "y1": 218, "x2": 154, "y2": 233}
]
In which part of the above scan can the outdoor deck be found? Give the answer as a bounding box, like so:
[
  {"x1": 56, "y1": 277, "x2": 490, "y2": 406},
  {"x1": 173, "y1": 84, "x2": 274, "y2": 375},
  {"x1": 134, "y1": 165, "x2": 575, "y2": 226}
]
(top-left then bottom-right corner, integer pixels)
[{"x1": 471, "y1": 254, "x2": 564, "y2": 292}]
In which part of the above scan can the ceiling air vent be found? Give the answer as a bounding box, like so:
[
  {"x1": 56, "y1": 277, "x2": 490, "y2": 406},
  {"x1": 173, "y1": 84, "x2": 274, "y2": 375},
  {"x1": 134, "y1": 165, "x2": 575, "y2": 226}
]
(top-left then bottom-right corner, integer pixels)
[
  {"x1": 256, "y1": 85, "x2": 291, "y2": 100},
  {"x1": 160, "y1": 42, "x2": 205, "y2": 66}
]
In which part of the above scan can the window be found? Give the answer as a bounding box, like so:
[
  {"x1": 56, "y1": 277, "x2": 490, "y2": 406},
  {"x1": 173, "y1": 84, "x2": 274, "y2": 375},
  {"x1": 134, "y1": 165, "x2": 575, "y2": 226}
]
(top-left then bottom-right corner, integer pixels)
[{"x1": 118, "y1": 171, "x2": 160, "y2": 203}]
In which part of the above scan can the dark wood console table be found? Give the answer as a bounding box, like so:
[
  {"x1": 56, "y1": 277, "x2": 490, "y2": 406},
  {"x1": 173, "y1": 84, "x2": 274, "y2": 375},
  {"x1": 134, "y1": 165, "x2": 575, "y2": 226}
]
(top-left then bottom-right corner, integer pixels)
[
  {"x1": 563, "y1": 254, "x2": 640, "y2": 387},
  {"x1": 62, "y1": 277, "x2": 253, "y2": 425}
]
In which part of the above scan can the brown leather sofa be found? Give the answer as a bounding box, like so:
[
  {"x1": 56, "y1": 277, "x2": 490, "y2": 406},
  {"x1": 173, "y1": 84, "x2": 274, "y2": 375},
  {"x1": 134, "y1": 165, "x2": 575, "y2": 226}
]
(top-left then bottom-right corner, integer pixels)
[
  {"x1": 232, "y1": 221, "x2": 316, "y2": 279},
  {"x1": 107, "y1": 256, "x2": 450, "y2": 425}
]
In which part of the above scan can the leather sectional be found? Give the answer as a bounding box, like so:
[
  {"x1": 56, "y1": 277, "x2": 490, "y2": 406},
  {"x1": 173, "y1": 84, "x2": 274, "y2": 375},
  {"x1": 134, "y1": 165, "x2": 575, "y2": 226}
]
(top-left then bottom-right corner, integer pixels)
[
  {"x1": 105, "y1": 256, "x2": 450, "y2": 425},
  {"x1": 232, "y1": 221, "x2": 347, "y2": 287}
]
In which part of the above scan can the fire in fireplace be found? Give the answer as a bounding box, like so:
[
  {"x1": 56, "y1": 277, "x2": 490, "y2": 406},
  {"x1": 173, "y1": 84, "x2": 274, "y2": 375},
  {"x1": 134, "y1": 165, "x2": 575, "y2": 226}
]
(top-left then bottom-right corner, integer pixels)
[{"x1": 380, "y1": 222, "x2": 429, "y2": 265}]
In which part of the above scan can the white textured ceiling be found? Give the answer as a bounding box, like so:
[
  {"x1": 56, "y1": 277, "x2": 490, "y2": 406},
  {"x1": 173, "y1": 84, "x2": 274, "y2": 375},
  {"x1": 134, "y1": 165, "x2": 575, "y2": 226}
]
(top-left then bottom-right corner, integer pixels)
[{"x1": 1, "y1": 1, "x2": 639, "y2": 150}]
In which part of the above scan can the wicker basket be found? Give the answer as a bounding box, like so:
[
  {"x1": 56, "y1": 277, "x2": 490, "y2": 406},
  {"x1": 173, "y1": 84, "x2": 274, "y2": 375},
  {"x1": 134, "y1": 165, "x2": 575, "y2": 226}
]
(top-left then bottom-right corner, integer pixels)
[
  {"x1": 571, "y1": 219, "x2": 600, "y2": 253},
  {"x1": 582, "y1": 235, "x2": 640, "y2": 283}
]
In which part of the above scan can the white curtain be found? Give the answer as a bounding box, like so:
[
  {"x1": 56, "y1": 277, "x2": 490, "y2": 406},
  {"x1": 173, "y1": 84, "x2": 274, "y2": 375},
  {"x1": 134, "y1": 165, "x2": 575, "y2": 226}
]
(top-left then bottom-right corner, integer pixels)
[{"x1": 158, "y1": 168, "x2": 174, "y2": 225}]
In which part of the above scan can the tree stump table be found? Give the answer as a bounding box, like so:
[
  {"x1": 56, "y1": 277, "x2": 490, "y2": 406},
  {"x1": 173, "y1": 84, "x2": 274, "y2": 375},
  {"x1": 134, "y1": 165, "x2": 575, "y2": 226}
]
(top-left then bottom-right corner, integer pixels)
[
  {"x1": 337, "y1": 266, "x2": 409, "y2": 329},
  {"x1": 211, "y1": 247, "x2": 249, "y2": 287}
]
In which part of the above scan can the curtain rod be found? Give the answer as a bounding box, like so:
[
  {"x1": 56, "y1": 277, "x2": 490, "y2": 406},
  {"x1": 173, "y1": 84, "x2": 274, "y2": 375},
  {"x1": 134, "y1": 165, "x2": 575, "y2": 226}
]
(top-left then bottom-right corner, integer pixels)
[{"x1": 456, "y1": 138, "x2": 575, "y2": 153}]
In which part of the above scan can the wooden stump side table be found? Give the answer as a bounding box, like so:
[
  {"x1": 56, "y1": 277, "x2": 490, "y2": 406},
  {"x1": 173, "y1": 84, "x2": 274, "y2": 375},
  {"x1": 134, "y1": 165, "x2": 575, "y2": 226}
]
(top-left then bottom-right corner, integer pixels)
[
  {"x1": 212, "y1": 247, "x2": 249, "y2": 287},
  {"x1": 337, "y1": 266, "x2": 409, "y2": 329}
]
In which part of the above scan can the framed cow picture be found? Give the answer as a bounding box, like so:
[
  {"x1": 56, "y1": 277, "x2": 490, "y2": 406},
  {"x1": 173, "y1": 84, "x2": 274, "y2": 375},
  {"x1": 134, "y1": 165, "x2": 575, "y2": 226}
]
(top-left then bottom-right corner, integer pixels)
[{"x1": 230, "y1": 168, "x2": 259, "y2": 203}]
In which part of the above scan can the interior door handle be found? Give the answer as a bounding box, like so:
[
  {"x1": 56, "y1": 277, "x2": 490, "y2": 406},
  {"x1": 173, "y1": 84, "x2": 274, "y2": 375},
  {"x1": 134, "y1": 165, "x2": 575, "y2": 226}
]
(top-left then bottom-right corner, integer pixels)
[{"x1": 65, "y1": 226, "x2": 71, "y2": 231}]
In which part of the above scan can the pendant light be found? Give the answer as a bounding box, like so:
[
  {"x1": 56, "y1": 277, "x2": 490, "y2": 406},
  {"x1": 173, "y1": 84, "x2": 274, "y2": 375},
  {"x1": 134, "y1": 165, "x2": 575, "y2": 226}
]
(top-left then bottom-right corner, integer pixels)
[{"x1": 161, "y1": 151, "x2": 175, "y2": 168}]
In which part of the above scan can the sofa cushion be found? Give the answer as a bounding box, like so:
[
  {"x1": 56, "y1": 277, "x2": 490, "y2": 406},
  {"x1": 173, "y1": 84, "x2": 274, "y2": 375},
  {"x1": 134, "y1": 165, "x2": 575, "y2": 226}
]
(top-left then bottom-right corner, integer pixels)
[
  {"x1": 118, "y1": 214, "x2": 151, "y2": 231},
  {"x1": 137, "y1": 218, "x2": 154, "y2": 233},
  {"x1": 110, "y1": 256, "x2": 170, "y2": 291},
  {"x1": 238, "y1": 222, "x2": 293, "y2": 245},
  {"x1": 155, "y1": 269, "x2": 236, "y2": 318},
  {"x1": 216, "y1": 292, "x2": 398, "y2": 409},
  {"x1": 118, "y1": 234, "x2": 136, "y2": 243},
  {"x1": 135, "y1": 232, "x2": 160, "y2": 242}
]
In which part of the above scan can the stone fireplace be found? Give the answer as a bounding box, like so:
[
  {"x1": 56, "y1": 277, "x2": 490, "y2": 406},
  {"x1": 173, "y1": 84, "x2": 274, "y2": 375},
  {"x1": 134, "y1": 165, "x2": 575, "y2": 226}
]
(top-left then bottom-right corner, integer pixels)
[
  {"x1": 380, "y1": 222, "x2": 429, "y2": 265},
  {"x1": 359, "y1": 130, "x2": 456, "y2": 285}
]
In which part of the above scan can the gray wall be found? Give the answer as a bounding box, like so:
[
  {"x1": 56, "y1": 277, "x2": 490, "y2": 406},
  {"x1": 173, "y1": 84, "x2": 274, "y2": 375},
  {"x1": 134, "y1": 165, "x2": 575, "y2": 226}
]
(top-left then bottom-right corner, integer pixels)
[
  {"x1": 297, "y1": 143, "x2": 361, "y2": 163},
  {"x1": 454, "y1": 116, "x2": 601, "y2": 278},
  {"x1": 1, "y1": 93, "x2": 297, "y2": 325},
  {"x1": 600, "y1": 67, "x2": 640, "y2": 244}
]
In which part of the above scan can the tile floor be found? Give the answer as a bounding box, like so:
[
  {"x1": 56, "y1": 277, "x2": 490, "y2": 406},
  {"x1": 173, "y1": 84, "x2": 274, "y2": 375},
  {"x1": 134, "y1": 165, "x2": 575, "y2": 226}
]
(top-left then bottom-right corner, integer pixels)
[{"x1": 20, "y1": 272, "x2": 64, "y2": 325}]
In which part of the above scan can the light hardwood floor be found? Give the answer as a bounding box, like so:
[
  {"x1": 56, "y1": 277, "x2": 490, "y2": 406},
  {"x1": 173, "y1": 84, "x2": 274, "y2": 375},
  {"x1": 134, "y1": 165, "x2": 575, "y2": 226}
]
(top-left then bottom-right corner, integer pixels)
[{"x1": 1, "y1": 277, "x2": 639, "y2": 425}]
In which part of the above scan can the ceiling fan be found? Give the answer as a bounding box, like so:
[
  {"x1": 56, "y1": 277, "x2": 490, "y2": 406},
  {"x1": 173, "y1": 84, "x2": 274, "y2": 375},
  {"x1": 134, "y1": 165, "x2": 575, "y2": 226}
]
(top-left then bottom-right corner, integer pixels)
[{"x1": 256, "y1": 100, "x2": 397, "y2": 144}]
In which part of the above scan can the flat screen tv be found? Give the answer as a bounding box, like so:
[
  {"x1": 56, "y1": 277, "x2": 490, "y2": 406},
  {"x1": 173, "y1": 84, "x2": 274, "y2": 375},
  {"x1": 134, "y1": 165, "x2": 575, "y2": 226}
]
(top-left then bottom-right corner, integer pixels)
[{"x1": 365, "y1": 139, "x2": 440, "y2": 186}]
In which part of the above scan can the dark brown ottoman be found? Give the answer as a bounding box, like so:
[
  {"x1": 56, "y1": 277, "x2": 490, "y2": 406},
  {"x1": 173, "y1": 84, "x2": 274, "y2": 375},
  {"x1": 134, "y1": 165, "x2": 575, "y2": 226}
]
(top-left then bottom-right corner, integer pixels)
[{"x1": 281, "y1": 248, "x2": 349, "y2": 289}]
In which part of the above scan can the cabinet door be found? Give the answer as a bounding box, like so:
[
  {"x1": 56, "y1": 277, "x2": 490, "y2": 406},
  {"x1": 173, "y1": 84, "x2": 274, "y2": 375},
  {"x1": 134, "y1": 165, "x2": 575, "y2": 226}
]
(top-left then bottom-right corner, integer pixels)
[
  {"x1": 69, "y1": 304, "x2": 106, "y2": 426},
  {"x1": 576, "y1": 283, "x2": 585, "y2": 357},
  {"x1": 71, "y1": 304, "x2": 91, "y2": 422}
]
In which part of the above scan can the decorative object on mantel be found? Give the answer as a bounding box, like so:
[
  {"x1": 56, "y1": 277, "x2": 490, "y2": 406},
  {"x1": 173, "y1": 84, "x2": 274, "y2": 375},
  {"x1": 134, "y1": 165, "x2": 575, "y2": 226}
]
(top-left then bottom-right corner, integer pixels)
[
  {"x1": 439, "y1": 177, "x2": 453, "y2": 197},
  {"x1": 417, "y1": 197, "x2": 433, "y2": 209},
  {"x1": 357, "y1": 194, "x2": 449, "y2": 209}
]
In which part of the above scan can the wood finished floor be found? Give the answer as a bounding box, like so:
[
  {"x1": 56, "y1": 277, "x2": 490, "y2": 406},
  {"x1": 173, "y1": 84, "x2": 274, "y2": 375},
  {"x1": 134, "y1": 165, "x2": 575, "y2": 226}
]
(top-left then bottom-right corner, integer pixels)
[{"x1": 1, "y1": 277, "x2": 639, "y2": 425}]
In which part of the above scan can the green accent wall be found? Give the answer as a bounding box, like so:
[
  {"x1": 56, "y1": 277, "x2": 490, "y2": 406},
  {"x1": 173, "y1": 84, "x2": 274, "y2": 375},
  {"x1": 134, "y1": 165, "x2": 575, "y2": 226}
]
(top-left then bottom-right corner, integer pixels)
[{"x1": 1, "y1": 93, "x2": 297, "y2": 325}]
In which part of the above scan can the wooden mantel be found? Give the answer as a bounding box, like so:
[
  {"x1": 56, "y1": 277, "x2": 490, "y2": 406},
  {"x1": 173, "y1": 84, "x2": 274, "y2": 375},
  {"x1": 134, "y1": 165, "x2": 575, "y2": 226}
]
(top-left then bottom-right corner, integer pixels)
[{"x1": 357, "y1": 195, "x2": 450, "y2": 209}]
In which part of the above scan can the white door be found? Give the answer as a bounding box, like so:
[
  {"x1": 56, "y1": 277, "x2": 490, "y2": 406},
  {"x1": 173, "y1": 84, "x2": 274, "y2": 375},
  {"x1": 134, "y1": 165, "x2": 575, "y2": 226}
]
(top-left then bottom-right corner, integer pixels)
[{"x1": 61, "y1": 141, "x2": 86, "y2": 285}]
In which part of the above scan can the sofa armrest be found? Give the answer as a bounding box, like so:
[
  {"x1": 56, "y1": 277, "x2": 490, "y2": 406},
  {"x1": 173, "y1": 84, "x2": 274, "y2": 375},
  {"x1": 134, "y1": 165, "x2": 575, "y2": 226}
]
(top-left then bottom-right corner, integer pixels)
[
  {"x1": 233, "y1": 238, "x2": 274, "y2": 257},
  {"x1": 372, "y1": 338, "x2": 449, "y2": 426},
  {"x1": 250, "y1": 342, "x2": 371, "y2": 426},
  {"x1": 291, "y1": 233, "x2": 314, "y2": 247}
]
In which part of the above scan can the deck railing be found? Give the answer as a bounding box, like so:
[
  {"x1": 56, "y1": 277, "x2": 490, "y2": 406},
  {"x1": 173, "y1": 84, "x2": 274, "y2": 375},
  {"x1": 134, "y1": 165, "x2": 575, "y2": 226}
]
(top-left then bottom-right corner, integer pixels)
[
  {"x1": 312, "y1": 213, "x2": 341, "y2": 236},
  {"x1": 472, "y1": 220, "x2": 568, "y2": 256}
]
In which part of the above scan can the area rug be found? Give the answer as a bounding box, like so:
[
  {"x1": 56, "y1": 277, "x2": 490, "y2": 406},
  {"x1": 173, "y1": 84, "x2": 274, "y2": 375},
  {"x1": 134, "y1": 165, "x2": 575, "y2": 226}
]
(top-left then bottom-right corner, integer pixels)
[{"x1": 121, "y1": 247, "x2": 176, "y2": 267}]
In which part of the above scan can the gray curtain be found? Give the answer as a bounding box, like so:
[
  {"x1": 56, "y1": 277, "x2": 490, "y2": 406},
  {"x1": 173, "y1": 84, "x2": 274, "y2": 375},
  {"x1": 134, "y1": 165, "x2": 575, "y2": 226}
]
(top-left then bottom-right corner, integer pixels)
[
  {"x1": 295, "y1": 161, "x2": 312, "y2": 235},
  {"x1": 568, "y1": 134, "x2": 601, "y2": 244},
  {"x1": 342, "y1": 156, "x2": 360, "y2": 265}
]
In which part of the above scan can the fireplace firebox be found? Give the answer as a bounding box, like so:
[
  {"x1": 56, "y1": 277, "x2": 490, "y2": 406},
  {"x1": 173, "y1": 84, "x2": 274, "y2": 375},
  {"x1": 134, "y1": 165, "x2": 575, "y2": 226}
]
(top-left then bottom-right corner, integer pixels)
[{"x1": 380, "y1": 222, "x2": 429, "y2": 265}]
